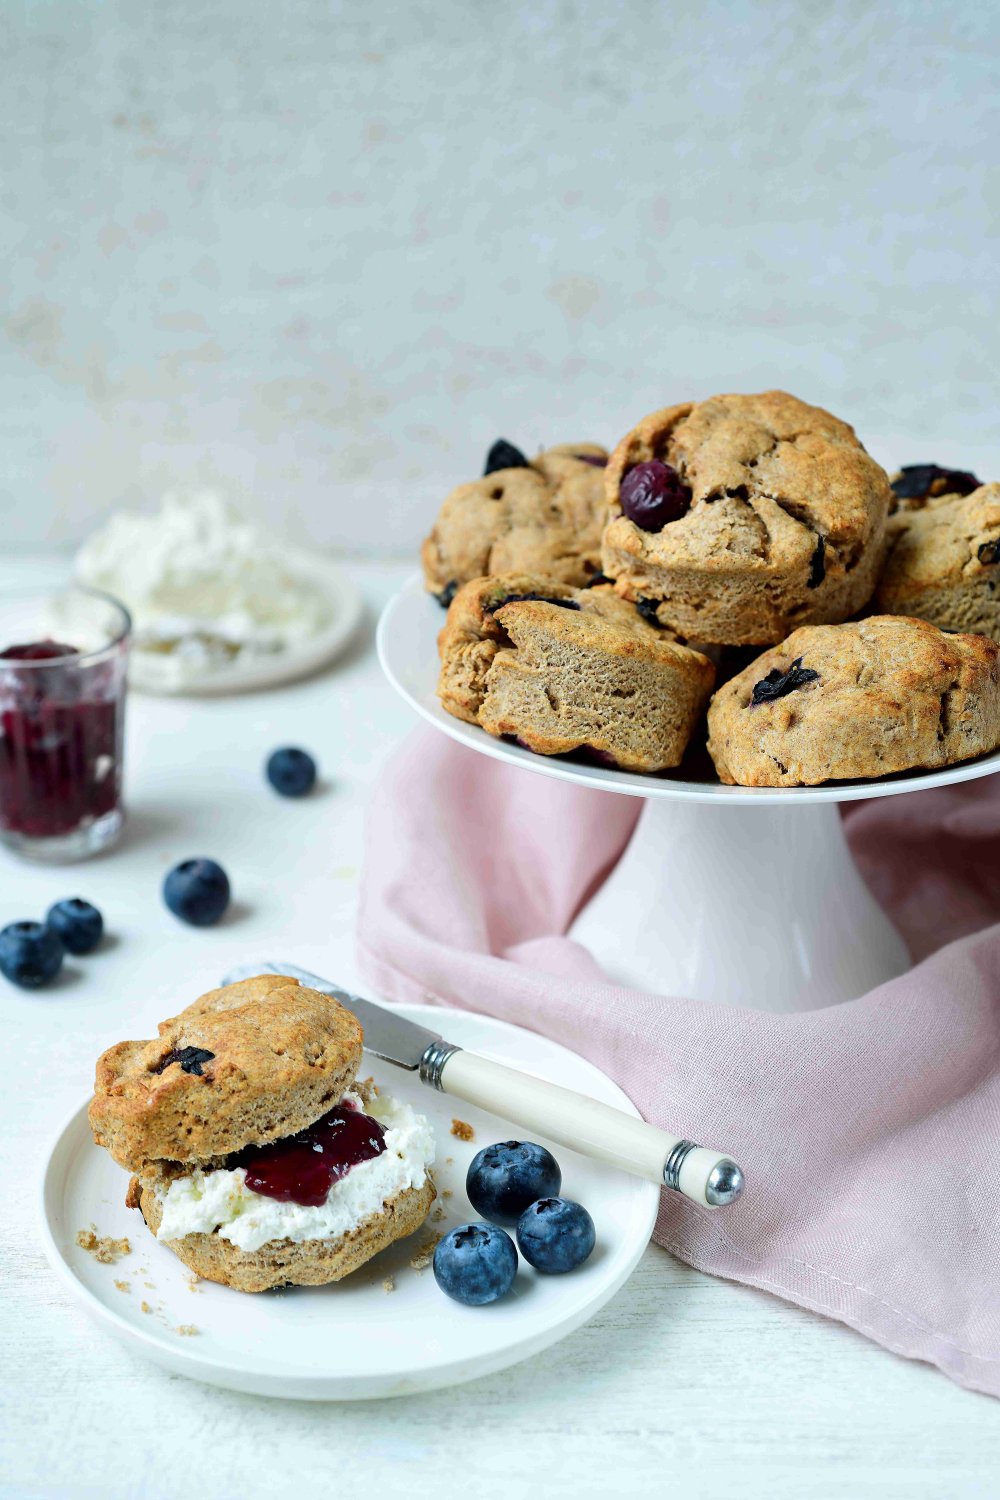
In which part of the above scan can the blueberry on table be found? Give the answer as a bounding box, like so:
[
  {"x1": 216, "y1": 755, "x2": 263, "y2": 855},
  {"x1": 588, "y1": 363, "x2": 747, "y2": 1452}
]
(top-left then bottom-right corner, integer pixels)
[
  {"x1": 0, "y1": 921, "x2": 64, "y2": 989},
  {"x1": 46, "y1": 898, "x2": 104, "y2": 955},
  {"x1": 516, "y1": 1197, "x2": 596, "y2": 1274},
  {"x1": 163, "y1": 858, "x2": 231, "y2": 927},
  {"x1": 466, "y1": 1140, "x2": 562, "y2": 1227},
  {"x1": 433, "y1": 1222, "x2": 518, "y2": 1305},
  {"x1": 265, "y1": 747, "x2": 317, "y2": 798}
]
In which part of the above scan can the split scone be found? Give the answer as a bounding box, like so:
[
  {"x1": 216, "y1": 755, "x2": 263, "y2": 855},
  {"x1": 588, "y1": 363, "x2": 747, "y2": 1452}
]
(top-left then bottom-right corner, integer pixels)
[
  {"x1": 437, "y1": 573, "x2": 716, "y2": 773},
  {"x1": 601, "y1": 390, "x2": 892, "y2": 645},
  {"x1": 88, "y1": 974, "x2": 435, "y2": 1292},
  {"x1": 707, "y1": 616, "x2": 1000, "y2": 787},
  {"x1": 421, "y1": 441, "x2": 609, "y2": 605},
  {"x1": 874, "y1": 483, "x2": 1000, "y2": 640}
]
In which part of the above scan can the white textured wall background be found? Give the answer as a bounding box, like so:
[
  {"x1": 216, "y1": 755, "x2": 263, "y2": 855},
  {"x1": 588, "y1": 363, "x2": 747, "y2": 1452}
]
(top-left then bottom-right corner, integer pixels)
[{"x1": 3, "y1": 0, "x2": 998, "y2": 554}]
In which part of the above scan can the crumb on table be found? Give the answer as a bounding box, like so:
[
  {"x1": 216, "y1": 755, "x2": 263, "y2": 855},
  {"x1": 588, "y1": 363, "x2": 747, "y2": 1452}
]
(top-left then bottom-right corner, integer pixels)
[
  {"x1": 450, "y1": 1119, "x2": 474, "y2": 1142},
  {"x1": 382, "y1": 1276, "x2": 395, "y2": 1294},
  {"x1": 76, "y1": 1228, "x2": 131, "y2": 1264}
]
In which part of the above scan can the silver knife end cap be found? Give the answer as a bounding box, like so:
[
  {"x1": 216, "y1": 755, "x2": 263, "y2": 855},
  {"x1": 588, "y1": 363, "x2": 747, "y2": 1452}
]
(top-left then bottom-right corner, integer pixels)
[{"x1": 705, "y1": 1158, "x2": 744, "y2": 1207}]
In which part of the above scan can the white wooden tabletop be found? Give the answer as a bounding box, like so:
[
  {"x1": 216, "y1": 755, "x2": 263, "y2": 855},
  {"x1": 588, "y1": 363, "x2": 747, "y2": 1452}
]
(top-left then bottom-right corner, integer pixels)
[{"x1": 2, "y1": 559, "x2": 998, "y2": 1499}]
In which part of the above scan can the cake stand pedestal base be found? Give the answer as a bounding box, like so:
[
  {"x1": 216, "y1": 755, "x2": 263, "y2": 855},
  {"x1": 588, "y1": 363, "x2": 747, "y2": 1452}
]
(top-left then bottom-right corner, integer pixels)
[{"x1": 568, "y1": 798, "x2": 910, "y2": 1013}]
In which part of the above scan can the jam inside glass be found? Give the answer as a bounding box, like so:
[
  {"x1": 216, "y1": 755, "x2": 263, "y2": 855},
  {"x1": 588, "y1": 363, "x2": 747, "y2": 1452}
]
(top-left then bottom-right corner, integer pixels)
[
  {"x1": 0, "y1": 589, "x2": 130, "y2": 861},
  {"x1": 230, "y1": 1102, "x2": 388, "y2": 1207}
]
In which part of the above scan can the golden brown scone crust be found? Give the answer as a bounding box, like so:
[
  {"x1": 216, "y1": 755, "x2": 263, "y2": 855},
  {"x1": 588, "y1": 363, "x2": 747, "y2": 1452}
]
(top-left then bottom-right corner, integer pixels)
[
  {"x1": 436, "y1": 573, "x2": 715, "y2": 773},
  {"x1": 421, "y1": 443, "x2": 608, "y2": 597},
  {"x1": 874, "y1": 484, "x2": 1000, "y2": 639},
  {"x1": 707, "y1": 616, "x2": 1000, "y2": 786},
  {"x1": 89, "y1": 975, "x2": 363, "y2": 1174},
  {"x1": 602, "y1": 391, "x2": 891, "y2": 645},
  {"x1": 135, "y1": 1176, "x2": 435, "y2": 1293}
]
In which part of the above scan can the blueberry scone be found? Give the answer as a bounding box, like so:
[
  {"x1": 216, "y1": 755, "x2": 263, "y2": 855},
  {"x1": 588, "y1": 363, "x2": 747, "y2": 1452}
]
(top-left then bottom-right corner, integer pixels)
[
  {"x1": 601, "y1": 391, "x2": 892, "y2": 645},
  {"x1": 89, "y1": 974, "x2": 435, "y2": 1292},
  {"x1": 422, "y1": 438, "x2": 609, "y2": 605},
  {"x1": 874, "y1": 483, "x2": 1000, "y2": 640},
  {"x1": 437, "y1": 574, "x2": 715, "y2": 773},
  {"x1": 889, "y1": 462, "x2": 983, "y2": 513},
  {"x1": 707, "y1": 616, "x2": 1000, "y2": 786}
]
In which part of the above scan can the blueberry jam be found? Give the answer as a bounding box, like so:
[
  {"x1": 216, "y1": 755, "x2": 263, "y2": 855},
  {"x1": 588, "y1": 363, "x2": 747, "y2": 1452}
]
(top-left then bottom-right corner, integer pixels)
[
  {"x1": 0, "y1": 640, "x2": 123, "y2": 840},
  {"x1": 231, "y1": 1103, "x2": 387, "y2": 1207},
  {"x1": 619, "y1": 460, "x2": 691, "y2": 531}
]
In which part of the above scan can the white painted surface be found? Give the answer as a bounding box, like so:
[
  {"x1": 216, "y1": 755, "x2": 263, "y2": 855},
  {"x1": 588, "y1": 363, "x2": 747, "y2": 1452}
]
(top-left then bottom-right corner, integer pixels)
[
  {"x1": 3, "y1": 558, "x2": 1000, "y2": 1497},
  {"x1": 4, "y1": 2, "x2": 1000, "y2": 554}
]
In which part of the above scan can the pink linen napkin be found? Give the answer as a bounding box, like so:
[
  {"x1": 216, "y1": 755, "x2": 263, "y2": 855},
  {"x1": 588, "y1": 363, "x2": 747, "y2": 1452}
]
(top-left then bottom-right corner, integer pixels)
[{"x1": 357, "y1": 728, "x2": 1000, "y2": 1398}]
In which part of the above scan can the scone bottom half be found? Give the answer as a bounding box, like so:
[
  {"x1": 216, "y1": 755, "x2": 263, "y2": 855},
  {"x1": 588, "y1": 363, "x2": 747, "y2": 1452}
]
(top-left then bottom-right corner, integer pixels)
[
  {"x1": 88, "y1": 975, "x2": 437, "y2": 1291},
  {"x1": 707, "y1": 615, "x2": 1000, "y2": 787},
  {"x1": 436, "y1": 573, "x2": 716, "y2": 774}
]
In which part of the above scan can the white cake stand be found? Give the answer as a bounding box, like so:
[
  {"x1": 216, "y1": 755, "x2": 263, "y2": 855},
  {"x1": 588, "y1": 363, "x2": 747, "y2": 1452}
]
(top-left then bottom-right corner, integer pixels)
[{"x1": 377, "y1": 576, "x2": 1000, "y2": 1014}]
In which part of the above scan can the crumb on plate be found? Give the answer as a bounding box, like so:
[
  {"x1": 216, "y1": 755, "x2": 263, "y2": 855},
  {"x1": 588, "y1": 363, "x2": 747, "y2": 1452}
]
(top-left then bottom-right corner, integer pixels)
[
  {"x1": 409, "y1": 1232, "x2": 442, "y2": 1272},
  {"x1": 114, "y1": 1280, "x2": 130, "y2": 1294},
  {"x1": 450, "y1": 1119, "x2": 474, "y2": 1142},
  {"x1": 76, "y1": 1228, "x2": 131, "y2": 1264},
  {"x1": 382, "y1": 1276, "x2": 395, "y2": 1294},
  {"x1": 140, "y1": 1301, "x2": 153, "y2": 1315},
  {"x1": 176, "y1": 1324, "x2": 199, "y2": 1337}
]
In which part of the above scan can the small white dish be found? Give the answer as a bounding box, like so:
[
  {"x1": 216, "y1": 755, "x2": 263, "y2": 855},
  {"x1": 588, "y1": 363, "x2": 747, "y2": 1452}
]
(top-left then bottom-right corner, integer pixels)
[
  {"x1": 40, "y1": 1005, "x2": 659, "y2": 1400},
  {"x1": 127, "y1": 549, "x2": 363, "y2": 696}
]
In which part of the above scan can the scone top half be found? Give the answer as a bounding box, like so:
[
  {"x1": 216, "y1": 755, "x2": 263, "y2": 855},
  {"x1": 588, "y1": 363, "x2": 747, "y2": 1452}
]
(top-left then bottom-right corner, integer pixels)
[
  {"x1": 89, "y1": 975, "x2": 364, "y2": 1175},
  {"x1": 602, "y1": 390, "x2": 892, "y2": 645}
]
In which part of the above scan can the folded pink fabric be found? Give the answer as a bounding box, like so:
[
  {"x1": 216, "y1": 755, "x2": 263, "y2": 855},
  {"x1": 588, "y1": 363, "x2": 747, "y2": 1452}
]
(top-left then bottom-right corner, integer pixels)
[{"x1": 358, "y1": 729, "x2": 1000, "y2": 1397}]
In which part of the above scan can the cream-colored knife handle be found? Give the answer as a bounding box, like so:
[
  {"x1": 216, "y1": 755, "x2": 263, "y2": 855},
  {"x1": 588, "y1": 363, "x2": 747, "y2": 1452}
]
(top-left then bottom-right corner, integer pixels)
[{"x1": 437, "y1": 1049, "x2": 743, "y2": 1208}]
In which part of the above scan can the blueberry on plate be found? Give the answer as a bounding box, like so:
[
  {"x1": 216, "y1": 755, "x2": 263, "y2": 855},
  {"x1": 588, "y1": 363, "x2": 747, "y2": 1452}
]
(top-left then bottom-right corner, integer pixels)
[
  {"x1": 265, "y1": 746, "x2": 317, "y2": 798},
  {"x1": 46, "y1": 898, "x2": 104, "y2": 955},
  {"x1": 466, "y1": 1140, "x2": 562, "y2": 1227},
  {"x1": 0, "y1": 921, "x2": 64, "y2": 989},
  {"x1": 516, "y1": 1197, "x2": 596, "y2": 1274},
  {"x1": 433, "y1": 1222, "x2": 518, "y2": 1306},
  {"x1": 163, "y1": 858, "x2": 231, "y2": 927}
]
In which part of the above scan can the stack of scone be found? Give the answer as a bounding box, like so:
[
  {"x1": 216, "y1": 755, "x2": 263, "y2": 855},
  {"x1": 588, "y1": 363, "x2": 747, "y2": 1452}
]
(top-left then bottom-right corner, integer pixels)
[
  {"x1": 89, "y1": 974, "x2": 436, "y2": 1292},
  {"x1": 423, "y1": 402, "x2": 1000, "y2": 786}
]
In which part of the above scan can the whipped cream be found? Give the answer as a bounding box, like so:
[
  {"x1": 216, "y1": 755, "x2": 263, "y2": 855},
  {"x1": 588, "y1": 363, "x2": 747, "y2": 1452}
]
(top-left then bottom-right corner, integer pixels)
[
  {"x1": 75, "y1": 491, "x2": 332, "y2": 683},
  {"x1": 155, "y1": 1089, "x2": 435, "y2": 1253}
]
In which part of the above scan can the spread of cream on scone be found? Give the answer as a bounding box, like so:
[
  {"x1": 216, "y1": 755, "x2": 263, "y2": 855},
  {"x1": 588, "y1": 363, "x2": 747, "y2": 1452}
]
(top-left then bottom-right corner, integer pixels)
[{"x1": 155, "y1": 1089, "x2": 435, "y2": 1253}]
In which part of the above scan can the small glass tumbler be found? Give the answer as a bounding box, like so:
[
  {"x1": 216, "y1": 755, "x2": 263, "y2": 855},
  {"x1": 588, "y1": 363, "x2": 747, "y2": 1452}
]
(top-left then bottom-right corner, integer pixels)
[{"x1": 0, "y1": 585, "x2": 131, "y2": 862}]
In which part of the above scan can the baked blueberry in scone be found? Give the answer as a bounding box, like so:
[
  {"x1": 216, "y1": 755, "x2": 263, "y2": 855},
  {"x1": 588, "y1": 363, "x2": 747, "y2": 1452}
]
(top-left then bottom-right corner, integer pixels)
[
  {"x1": 89, "y1": 974, "x2": 436, "y2": 1292},
  {"x1": 601, "y1": 390, "x2": 892, "y2": 646},
  {"x1": 421, "y1": 441, "x2": 609, "y2": 605},
  {"x1": 437, "y1": 573, "x2": 715, "y2": 774},
  {"x1": 706, "y1": 616, "x2": 1000, "y2": 786}
]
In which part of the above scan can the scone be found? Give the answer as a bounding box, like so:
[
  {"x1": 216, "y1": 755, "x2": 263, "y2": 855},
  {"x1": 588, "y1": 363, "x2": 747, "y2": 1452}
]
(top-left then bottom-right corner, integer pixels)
[
  {"x1": 890, "y1": 462, "x2": 983, "y2": 512},
  {"x1": 421, "y1": 439, "x2": 609, "y2": 605},
  {"x1": 874, "y1": 484, "x2": 1000, "y2": 639},
  {"x1": 707, "y1": 616, "x2": 1000, "y2": 786},
  {"x1": 89, "y1": 974, "x2": 435, "y2": 1292},
  {"x1": 601, "y1": 391, "x2": 892, "y2": 645},
  {"x1": 437, "y1": 573, "x2": 715, "y2": 773}
]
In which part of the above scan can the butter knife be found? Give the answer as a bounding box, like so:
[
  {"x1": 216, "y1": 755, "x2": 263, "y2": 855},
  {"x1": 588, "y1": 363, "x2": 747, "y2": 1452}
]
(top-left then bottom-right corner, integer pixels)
[{"x1": 222, "y1": 961, "x2": 744, "y2": 1209}]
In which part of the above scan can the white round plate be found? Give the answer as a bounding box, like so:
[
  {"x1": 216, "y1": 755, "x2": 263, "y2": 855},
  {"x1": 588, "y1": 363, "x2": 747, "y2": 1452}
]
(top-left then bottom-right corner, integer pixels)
[
  {"x1": 40, "y1": 1005, "x2": 658, "y2": 1401},
  {"x1": 128, "y1": 549, "x2": 363, "y2": 696},
  {"x1": 378, "y1": 573, "x2": 1000, "y2": 806}
]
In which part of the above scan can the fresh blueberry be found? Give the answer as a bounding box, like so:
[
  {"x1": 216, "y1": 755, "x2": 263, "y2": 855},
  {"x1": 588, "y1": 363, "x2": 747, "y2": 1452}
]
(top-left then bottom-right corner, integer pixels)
[
  {"x1": 0, "y1": 921, "x2": 64, "y2": 989},
  {"x1": 516, "y1": 1197, "x2": 596, "y2": 1274},
  {"x1": 433, "y1": 1222, "x2": 518, "y2": 1306},
  {"x1": 46, "y1": 898, "x2": 104, "y2": 955},
  {"x1": 619, "y1": 460, "x2": 691, "y2": 531},
  {"x1": 163, "y1": 858, "x2": 231, "y2": 927},
  {"x1": 466, "y1": 1140, "x2": 562, "y2": 1227},
  {"x1": 266, "y1": 746, "x2": 317, "y2": 798}
]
